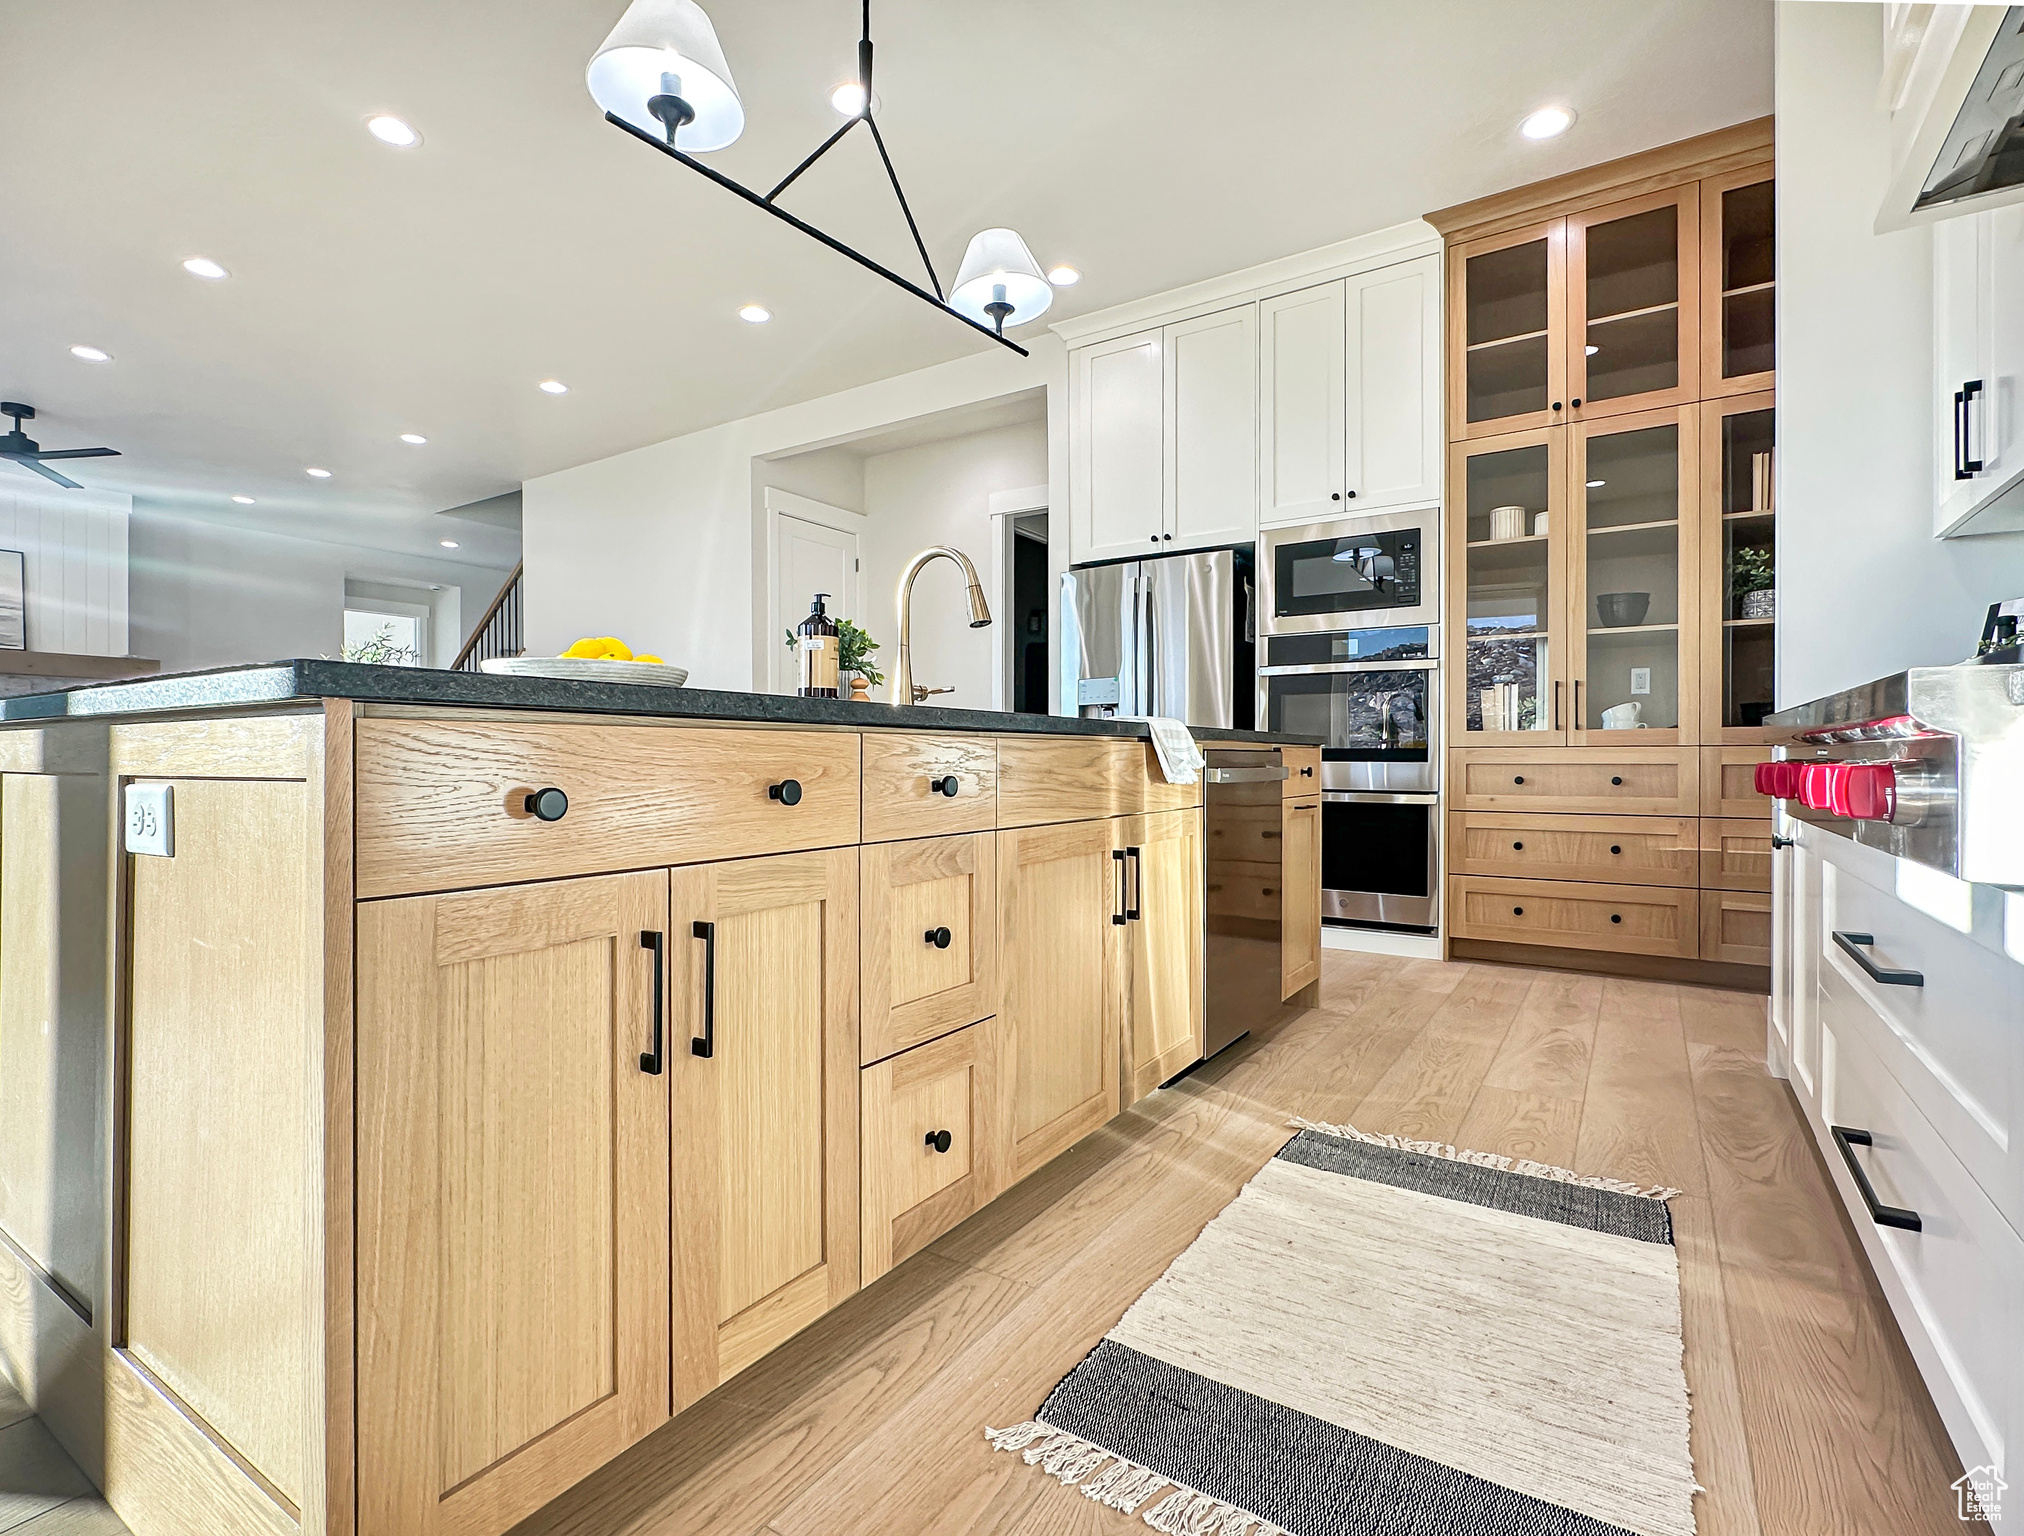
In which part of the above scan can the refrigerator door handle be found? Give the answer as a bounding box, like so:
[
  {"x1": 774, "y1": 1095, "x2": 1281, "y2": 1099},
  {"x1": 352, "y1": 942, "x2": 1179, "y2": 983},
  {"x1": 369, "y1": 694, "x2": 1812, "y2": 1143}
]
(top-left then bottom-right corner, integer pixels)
[{"x1": 1143, "y1": 571, "x2": 1159, "y2": 717}]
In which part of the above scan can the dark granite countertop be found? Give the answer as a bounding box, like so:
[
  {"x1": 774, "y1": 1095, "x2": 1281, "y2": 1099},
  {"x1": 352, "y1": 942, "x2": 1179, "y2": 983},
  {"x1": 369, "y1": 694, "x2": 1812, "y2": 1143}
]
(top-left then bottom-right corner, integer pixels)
[{"x1": 0, "y1": 659, "x2": 1317, "y2": 745}]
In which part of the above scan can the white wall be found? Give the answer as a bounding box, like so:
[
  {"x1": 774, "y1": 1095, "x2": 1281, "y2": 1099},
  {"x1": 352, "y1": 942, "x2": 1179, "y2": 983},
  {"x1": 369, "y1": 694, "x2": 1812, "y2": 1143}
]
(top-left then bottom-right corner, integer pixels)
[
  {"x1": 521, "y1": 336, "x2": 1068, "y2": 695},
  {"x1": 855, "y1": 420, "x2": 1049, "y2": 709},
  {"x1": 129, "y1": 501, "x2": 519, "y2": 674},
  {"x1": 1776, "y1": 1, "x2": 2024, "y2": 705},
  {"x1": 0, "y1": 481, "x2": 131, "y2": 656}
]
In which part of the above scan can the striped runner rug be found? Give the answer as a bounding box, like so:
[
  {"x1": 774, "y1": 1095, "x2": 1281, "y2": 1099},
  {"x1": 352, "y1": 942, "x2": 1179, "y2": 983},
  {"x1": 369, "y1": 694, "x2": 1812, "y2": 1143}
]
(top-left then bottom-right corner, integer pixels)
[{"x1": 987, "y1": 1121, "x2": 1694, "y2": 1536}]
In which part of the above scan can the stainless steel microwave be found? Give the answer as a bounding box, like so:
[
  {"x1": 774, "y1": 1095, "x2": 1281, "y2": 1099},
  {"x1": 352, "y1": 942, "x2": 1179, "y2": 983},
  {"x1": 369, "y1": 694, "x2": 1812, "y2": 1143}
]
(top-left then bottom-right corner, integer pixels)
[{"x1": 1260, "y1": 510, "x2": 1439, "y2": 635}]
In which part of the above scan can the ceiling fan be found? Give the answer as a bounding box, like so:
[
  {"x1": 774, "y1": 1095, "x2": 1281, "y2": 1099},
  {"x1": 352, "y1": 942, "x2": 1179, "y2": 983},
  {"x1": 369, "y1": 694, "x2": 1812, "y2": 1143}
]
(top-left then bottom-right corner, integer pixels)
[{"x1": 0, "y1": 403, "x2": 120, "y2": 489}]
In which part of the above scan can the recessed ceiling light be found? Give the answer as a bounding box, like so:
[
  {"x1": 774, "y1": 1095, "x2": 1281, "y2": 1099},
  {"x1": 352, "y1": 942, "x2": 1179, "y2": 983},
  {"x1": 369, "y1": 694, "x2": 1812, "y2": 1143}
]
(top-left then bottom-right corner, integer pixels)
[
  {"x1": 1046, "y1": 265, "x2": 1080, "y2": 286},
  {"x1": 306, "y1": 466, "x2": 332, "y2": 478},
  {"x1": 739, "y1": 304, "x2": 771, "y2": 323},
  {"x1": 231, "y1": 494, "x2": 256, "y2": 504},
  {"x1": 1585, "y1": 343, "x2": 1600, "y2": 356},
  {"x1": 829, "y1": 81, "x2": 880, "y2": 116},
  {"x1": 182, "y1": 256, "x2": 229, "y2": 280},
  {"x1": 439, "y1": 538, "x2": 459, "y2": 549},
  {"x1": 69, "y1": 344, "x2": 111, "y2": 363},
  {"x1": 1587, "y1": 479, "x2": 1606, "y2": 488},
  {"x1": 1520, "y1": 106, "x2": 1575, "y2": 141},
  {"x1": 366, "y1": 115, "x2": 421, "y2": 148},
  {"x1": 539, "y1": 379, "x2": 569, "y2": 394},
  {"x1": 400, "y1": 433, "x2": 428, "y2": 445}
]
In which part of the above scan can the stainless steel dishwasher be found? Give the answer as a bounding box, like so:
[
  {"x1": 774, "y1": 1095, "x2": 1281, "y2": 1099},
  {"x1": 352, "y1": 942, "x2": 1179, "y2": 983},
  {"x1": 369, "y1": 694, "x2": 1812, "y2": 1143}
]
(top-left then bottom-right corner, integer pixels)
[{"x1": 1203, "y1": 748, "x2": 1289, "y2": 1058}]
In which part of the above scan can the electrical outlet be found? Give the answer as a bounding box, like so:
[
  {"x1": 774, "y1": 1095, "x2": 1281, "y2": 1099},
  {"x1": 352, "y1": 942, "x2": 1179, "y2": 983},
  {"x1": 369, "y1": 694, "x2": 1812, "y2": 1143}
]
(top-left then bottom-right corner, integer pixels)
[
  {"x1": 124, "y1": 784, "x2": 174, "y2": 858},
  {"x1": 1630, "y1": 667, "x2": 1652, "y2": 696}
]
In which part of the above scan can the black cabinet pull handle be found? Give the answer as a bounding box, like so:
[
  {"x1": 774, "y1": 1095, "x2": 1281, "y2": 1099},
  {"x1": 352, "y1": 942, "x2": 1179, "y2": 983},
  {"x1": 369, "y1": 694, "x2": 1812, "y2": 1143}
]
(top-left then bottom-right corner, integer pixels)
[
  {"x1": 639, "y1": 931, "x2": 665, "y2": 1074},
  {"x1": 690, "y1": 920, "x2": 717, "y2": 1058},
  {"x1": 1771, "y1": 833, "x2": 1795, "y2": 849},
  {"x1": 1832, "y1": 930, "x2": 1924, "y2": 987},
  {"x1": 925, "y1": 925, "x2": 952, "y2": 949},
  {"x1": 1963, "y1": 379, "x2": 1985, "y2": 474},
  {"x1": 1552, "y1": 680, "x2": 1562, "y2": 731},
  {"x1": 930, "y1": 774, "x2": 960, "y2": 797},
  {"x1": 1112, "y1": 848, "x2": 1127, "y2": 925},
  {"x1": 1954, "y1": 387, "x2": 1969, "y2": 480},
  {"x1": 524, "y1": 787, "x2": 569, "y2": 821},
  {"x1": 925, "y1": 1129, "x2": 953, "y2": 1154},
  {"x1": 1125, "y1": 846, "x2": 1142, "y2": 922},
  {"x1": 1831, "y1": 1126, "x2": 1922, "y2": 1231},
  {"x1": 768, "y1": 779, "x2": 803, "y2": 806}
]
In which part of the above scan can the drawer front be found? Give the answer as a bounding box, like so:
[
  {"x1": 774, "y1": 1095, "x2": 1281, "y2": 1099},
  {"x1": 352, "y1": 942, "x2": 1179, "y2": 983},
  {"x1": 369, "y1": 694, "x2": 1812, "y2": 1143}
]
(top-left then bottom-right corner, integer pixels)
[
  {"x1": 860, "y1": 733, "x2": 997, "y2": 843},
  {"x1": 1818, "y1": 852, "x2": 2024, "y2": 1234},
  {"x1": 1817, "y1": 1014, "x2": 2024, "y2": 1478},
  {"x1": 1448, "y1": 812, "x2": 1698, "y2": 887},
  {"x1": 861, "y1": 833, "x2": 997, "y2": 1065},
  {"x1": 1701, "y1": 817, "x2": 1772, "y2": 891},
  {"x1": 997, "y1": 736, "x2": 1150, "y2": 826},
  {"x1": 860, "y1": 1019, "x2": 1005, "y2": 1285},
  {"x1": 356, "y1": 720, "x2": 861, "y2": 897},
  {"x1": 1701, "y1": 746, "x2": 1774, "y2": 820},
  {"x1": 1282, "y1": 746, "x2": 1322, "y2": 798},
  {"x1": 1451, "y1": 748, "x2": 1698, "y2": 816},
  {"x1": 1449, "y1": 875, "x2": 1699, "y2": 958},
  {"x1": 1701, "y1": 888, "x2": 1771, "y2": 967}
]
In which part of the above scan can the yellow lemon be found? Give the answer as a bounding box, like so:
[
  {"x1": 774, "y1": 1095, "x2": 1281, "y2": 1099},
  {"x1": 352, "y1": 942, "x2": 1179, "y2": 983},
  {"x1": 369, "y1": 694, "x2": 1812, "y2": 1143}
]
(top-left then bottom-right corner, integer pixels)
[
  {"x1": 563, "y1": 637, "x2": 604, "y2": 658},
  {"x1": 598, "y1": 637, "x2": 633, "y2": 661},
  {"x1": 633, "y1": 653, "x2": 663, "y2": 665}
]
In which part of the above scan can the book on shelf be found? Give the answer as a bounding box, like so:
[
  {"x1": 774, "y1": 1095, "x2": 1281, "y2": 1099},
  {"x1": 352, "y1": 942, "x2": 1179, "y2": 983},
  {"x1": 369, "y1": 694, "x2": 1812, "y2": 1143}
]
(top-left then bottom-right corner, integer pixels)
[{"x1": 1750, "y1": 449, "x2": 1775, "y2": 514}]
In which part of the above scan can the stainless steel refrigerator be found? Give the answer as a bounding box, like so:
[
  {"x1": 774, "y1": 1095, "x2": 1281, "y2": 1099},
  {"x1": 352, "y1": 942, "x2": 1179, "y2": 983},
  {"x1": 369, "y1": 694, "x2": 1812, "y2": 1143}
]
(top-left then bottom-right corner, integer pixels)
[{"x1": 1061, "y1": 546, "x2": 1254, "y2": 729}]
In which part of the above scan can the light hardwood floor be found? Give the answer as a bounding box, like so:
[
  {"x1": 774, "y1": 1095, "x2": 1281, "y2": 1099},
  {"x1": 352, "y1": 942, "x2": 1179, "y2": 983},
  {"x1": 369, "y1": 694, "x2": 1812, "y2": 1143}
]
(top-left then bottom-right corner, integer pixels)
[{"x1": 513, "y1": 948, "x2": 1979, "y2": 1536}]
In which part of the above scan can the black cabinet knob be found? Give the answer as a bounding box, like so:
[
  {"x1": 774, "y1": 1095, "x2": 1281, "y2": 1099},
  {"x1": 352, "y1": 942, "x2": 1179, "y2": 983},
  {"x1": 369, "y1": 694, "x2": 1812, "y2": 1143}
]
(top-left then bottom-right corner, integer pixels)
[
  {"x1": 925, "y1": 1129, "x2": 953, "y2": 1154},
  {"x1": 930, "y1": 774, "x2": 961, "y2": 797},
  {"x1": 1513, "y1": 906, "x2": 1524, "y2": 916},
  {"x1": 1149, "y1": 535, "x2": 1159, "y2": 544},
  {"x1": 1163, "y1": 532, "x2": 1174, "y2": 540},
  {"x1": 924, "y1": 926, "x2": 952, "y2": 949},
  {"x1": 523, "y1": 787, "x2": 569, "y2": 822},
  {"x1": 1571, "y1": 397, "x2": 1582, "y2": 408},
  {"x1": 1610, "y1": 776, "x2": 1623, "y2": 786},
  {"x1": 1610, "y1": 913, "x2": 1623, "y2": 924},
  {"x1": 1551, "y1": 401, "x2": 1563, "y2": 411},
  {"x1": 1610, "y1": 845, "x2": 1622, "y2": 854},
  {"x1": 1513, "y1": 775, "x2": 1525, "y2": 785},
  {"x1": 1331, "y1": 491, "x2": 1342, "y2": 501},
  {"x1": 1301, "y1": 765, "x2": 1314, "y2": 776},
  {"x1": 768, "y1": 779, "x2": 803, "y2": 806},
  {"x1": 1512, "y1": 841, "x2": 1523, "y2": 850},
  {"x1": 1345, "y1": 490, "x2": 1357, "y2": 499}
]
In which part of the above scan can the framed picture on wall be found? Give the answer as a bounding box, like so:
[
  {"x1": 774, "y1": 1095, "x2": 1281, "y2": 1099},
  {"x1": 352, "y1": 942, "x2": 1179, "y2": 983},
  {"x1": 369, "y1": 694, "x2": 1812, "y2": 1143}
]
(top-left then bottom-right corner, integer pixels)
[{"x1": 0, "y1": 550, "x2": 24, "y2": 650}]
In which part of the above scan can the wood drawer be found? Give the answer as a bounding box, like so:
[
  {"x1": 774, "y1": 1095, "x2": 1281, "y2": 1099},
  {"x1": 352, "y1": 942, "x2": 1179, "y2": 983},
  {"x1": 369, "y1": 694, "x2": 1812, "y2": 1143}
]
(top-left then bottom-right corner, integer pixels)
[
  {"x1": 860, "y1": 732, "x2": 996, "y2": 843},
  {"x1": 355, "y1": 720, "x2": 860, "y2": 897},
  {"x1": 1448, "y1": 875, "x2": 1699, "y2": 958},
  {"x1": 1701, "y1": 888, "x2": 1771, "y2": 967},
  {"x1": 861, "y1": 1019, "x2": 1006, "y2": 1285},
  {"x1": 1448, "y1": 812, "x2": 1698, "y2": 887},
  {"x1": 860, "y1": 833, "x2": 996, "y2": 1065},
  {"x1": 997, "y1": 735, "x2": 1194, "y2": 826},
  {"x1": 1701, "y1": 817, "x2": 1772, "y2": 891},
  {"x1": 1451, "y1": 747, "x2": 1698, "y2": 816},
  {"x1": 1701, "y1": 746, "x2": 1774, "y2": 820},
  {"x1": 1282, "y1": 745, "x2": 1321, "y2": 797}
]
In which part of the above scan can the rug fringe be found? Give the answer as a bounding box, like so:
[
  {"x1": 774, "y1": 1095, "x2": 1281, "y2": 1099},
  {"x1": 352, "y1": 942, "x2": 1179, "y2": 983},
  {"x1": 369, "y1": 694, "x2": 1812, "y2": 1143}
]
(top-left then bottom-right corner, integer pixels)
[
  {"x1": 1289, "y1": 1118, "x2": 1682, "y2": 1202},
  {"x1": 985, "y1": 1423, "x2": 1285, "y2": 1533}
]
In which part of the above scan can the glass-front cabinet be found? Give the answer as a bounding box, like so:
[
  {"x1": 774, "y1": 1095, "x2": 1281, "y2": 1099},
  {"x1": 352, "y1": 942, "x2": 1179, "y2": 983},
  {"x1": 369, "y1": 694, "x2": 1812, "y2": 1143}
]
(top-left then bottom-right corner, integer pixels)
[
  {"x1": 1568, "y1": 188, "x2": 1700, "y2": 420},
  {"x1": 1570, "y1": 410, "x2": 1698, "y2": 745},
  {"x1": 1449, "y1": 428, "x2": 1568, "y2": 743},
  {"x1": 1699, "y1": 391, "x2": 1778, "y2": 741},
  {"x1": 1701, "y1": 169, "x2": 1775, "y2": 397},
  {"x1": 1450, "y1": 222, "x2": 1566, "y2": 440}
]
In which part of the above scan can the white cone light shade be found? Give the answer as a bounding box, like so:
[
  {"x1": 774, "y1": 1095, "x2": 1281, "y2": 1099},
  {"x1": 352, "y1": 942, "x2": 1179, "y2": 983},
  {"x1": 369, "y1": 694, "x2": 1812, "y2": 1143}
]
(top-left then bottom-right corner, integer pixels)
[
  {"x1": 950, "y1": 228, "x2": 1051, "y2": 329},
  {"x1": 587, "y1": 0, "x2": 744, "y2": 152}
]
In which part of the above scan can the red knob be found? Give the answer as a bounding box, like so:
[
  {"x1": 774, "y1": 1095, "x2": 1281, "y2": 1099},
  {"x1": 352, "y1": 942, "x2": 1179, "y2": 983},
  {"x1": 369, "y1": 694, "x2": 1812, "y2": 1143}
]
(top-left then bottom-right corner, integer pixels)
[
  {"x1": 1753, "y1": 762, "x2": 1804, "y2": 798},
  {"x1": 1842, "y1": 763, "x2": 1897, "y2": 821},
  {"x1": 1798, "y1": 763, "x2": 1841, "y2": 813}
]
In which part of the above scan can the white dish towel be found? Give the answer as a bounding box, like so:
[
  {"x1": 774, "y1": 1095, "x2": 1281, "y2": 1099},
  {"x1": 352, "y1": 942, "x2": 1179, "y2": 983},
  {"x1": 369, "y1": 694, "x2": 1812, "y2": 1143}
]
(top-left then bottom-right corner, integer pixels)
[{"x1": 1126, "y1": 717, "x2": 1205, "y2": 784}]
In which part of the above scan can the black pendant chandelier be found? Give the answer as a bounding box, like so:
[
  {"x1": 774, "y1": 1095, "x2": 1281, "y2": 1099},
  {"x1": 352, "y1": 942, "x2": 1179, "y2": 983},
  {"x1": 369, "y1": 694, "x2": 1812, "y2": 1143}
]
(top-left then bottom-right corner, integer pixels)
[{"x1": 587, "y1": 0, "x2": 1051, "y2": 355}]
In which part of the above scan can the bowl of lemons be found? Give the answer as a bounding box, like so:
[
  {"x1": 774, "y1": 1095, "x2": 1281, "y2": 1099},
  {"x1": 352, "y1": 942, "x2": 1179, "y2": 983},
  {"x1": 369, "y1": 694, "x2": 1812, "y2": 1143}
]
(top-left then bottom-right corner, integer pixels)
[{"x1": 479, "y1": 637, "x2": 689, "y2": 687}]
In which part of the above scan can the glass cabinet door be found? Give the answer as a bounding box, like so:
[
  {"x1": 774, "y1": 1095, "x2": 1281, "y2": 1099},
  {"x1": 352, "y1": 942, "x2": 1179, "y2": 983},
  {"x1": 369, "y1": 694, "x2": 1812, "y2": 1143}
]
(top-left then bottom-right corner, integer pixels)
[
  {"x1": 1699, "y1": 392, "x2": 1777, "y2": 741},
  {"x1": 1571, "y1": 410, "x2": 1698, "y2": 744},
  {"x1": 1568, "y1": 188, "x2": 1700, "y2": 421},
  {"x1": 1449, "y1": 428, "x2": 1568, "y2": 743},
  {"x1": 1700, "y1": 168, "x2": 1775, "y2": 397},
  {"x1": 1451, "y1": 221, "x2": 1567, "y2": 439}
]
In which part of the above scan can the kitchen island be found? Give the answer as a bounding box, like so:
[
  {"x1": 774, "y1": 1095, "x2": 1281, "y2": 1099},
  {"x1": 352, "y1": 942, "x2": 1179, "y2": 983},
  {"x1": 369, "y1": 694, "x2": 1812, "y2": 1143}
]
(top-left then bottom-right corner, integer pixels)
[{"x1": 0, "y1": 661, "x2": 1319, "y2": 1536}]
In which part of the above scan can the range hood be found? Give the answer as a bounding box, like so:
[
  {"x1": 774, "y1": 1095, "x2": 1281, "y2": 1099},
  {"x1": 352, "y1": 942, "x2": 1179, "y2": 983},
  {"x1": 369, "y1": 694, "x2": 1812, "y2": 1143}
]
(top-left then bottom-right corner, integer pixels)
[{"x1": 1878, "y1": 7, "x2": 2024, "y2": 231}]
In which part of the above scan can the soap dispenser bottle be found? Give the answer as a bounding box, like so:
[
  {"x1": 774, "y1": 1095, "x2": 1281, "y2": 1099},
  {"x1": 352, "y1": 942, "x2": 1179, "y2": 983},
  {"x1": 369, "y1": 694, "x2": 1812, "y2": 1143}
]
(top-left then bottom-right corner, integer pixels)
[{"x1": 796, "y1": 593, "x2": 840, "y2": 698}]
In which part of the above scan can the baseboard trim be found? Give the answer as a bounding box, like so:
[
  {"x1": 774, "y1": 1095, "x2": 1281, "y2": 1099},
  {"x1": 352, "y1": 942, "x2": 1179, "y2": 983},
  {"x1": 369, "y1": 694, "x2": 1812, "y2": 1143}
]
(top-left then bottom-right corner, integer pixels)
[{"x1": 1449, "y1": 938, "x2": 1771, "y2": 993}]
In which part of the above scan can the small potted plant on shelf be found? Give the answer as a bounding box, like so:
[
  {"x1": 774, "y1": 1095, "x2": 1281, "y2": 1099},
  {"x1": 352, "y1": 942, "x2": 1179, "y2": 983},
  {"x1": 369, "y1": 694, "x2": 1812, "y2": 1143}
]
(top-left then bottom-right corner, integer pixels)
[
  {"x1": 1732, "y1": 545, "x2": 1774, "y2": 620},
  {"x1": 785, "y1": 618, "x2": 885, "y2": 700}
]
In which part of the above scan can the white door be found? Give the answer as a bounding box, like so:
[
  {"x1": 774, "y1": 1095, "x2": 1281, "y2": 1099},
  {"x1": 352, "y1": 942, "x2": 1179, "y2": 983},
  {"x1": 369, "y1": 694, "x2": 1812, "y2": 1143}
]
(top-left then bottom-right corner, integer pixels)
[
  {"x1": 772, "y1": 512, "x2": 859, "y2": 693},
  {"x1": 1164, "y1": 305, "x2": 1258, "y2": 551},
  {"x1": 1073, "y1": 330, "x2": 1165, "y2": 563},
  {"x1": 1346, "y1": 254, "x2": 1443, "y2": 512},
  {"x1": 1259, "y1": 281, "x2": 1346, "y2": 528}
]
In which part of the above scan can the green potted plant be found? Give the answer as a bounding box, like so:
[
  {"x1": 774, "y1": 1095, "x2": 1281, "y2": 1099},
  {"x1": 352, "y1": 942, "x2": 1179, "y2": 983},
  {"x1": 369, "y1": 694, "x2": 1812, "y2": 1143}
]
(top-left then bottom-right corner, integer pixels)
[
  {"x1": 1731, "y1": 545, "x2": 1774, "y2": 620},
  {"x1": 785, "y1": 618, "x2": 885, "y2": 699}
]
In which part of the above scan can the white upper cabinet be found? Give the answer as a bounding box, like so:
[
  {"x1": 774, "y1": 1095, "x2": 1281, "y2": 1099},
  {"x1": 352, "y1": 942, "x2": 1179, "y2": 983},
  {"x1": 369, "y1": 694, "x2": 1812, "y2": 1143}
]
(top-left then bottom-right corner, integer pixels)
[
  {"x1": 1934, "y1": 204, "x2": 2024, "y2": 537},
  {"x1": 1166, "y1": 306, "x2": 1259, "y2": 550},
  {"x1": 1074, "y1": 329, "x2": 1166, "y2": 563},
  {"x1": 1259, "y1": 282, "x2": 1346, "y2": 526}
]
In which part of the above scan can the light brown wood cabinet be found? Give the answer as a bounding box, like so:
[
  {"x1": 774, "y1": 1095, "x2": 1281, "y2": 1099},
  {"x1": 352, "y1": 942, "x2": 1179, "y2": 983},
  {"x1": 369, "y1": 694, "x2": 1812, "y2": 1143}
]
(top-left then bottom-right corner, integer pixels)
[
  {"x1": 860, "y1": 832, "x2": 996, "y2": 1064},
  {"x1": 1280, "y1": 799, "x2": 1321, "y2": 999},
  {"x1": 668, "y1": 848, "x2": 860, "y2": 1403},
  {"x1": 1450, "y1": 874, "x2": 1700, "y2": 959},
  {"x1": 356, "y1": 869, "x2": 672, "y2": 1536},
  {"x1": 1125, "y1": 808, "x2": 1205, "y2": 1103},
  {"x1": 1700, "y1": 887, "x2": 1772, "y2": 966},
  {"x1": 998, "y1": 817, "x2": 1129, "y2": 1179},
  {"x1": 1451, "y1": 746, "x2": 1699, "y2": 816},
  {"x1": 860, "y1": 732, "x2": 996, "y2": 843},
  {"x1": 1449, "y1": 811, "x2": 1699, "y2": 887}
]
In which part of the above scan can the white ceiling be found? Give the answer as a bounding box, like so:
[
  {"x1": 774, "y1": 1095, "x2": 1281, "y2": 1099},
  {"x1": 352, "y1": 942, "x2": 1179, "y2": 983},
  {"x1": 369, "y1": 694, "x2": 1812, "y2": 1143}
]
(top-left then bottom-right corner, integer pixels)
[{"x1": 0, "y1": 0, "x2": 1771, "y2": 557}]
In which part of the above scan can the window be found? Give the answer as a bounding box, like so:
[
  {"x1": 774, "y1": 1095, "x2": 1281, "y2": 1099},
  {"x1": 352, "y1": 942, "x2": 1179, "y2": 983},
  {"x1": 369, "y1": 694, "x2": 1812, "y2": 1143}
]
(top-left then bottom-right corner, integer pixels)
[{"x1": 343, "y1": 602, "x2": 429, "y2": 667}]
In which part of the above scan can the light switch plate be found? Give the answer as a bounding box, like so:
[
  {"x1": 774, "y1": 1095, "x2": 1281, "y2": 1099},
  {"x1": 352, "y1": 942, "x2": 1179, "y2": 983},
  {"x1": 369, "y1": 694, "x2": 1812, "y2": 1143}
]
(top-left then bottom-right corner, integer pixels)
[
  {"x1": 1630, "y1": 667, "x2": 1652, "y2": 696},
  {"x1": 124, "y1": 784, "x2": 174, "y2": 858}
]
